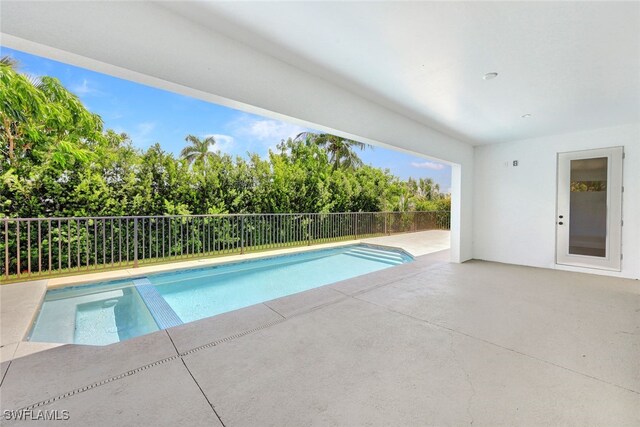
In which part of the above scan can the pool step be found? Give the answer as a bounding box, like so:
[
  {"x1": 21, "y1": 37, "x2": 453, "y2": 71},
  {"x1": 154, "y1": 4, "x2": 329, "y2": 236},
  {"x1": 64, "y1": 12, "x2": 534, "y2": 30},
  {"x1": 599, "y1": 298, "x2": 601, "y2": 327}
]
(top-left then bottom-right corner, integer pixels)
[
  {"x1": 355, "y1": 245, "x2": 408, "y2": 257},
  {"x1": 347, "y1": 247, "x2": 406, "y2": 262},
  {"x1": 344, "y1": 250, "x2": 404, "y2": 265},
  {"x1": 133, "y1": 278, "x2": 183, "y2": 329}
]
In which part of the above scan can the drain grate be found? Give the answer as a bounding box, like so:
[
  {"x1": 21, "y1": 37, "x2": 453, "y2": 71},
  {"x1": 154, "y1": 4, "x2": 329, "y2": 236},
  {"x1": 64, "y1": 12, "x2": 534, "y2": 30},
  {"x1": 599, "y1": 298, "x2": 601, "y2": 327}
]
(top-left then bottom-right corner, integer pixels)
[
  {"x1": 17, "y1": 354, "x2": 182, "y2": 411},
  {"x1": 12, "y1": 317, "x2": 286, "y2": 413},
  {"x1": 180, "y1": 318, "x2": 285, "y2": 356}
]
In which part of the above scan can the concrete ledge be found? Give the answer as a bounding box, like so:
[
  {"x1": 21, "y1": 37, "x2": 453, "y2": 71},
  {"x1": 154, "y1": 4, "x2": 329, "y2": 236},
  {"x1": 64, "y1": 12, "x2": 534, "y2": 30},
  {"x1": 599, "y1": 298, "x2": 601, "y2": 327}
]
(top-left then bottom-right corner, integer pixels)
[{"x1": 0, "y1": 280, "x2": 47, "y2": 347}]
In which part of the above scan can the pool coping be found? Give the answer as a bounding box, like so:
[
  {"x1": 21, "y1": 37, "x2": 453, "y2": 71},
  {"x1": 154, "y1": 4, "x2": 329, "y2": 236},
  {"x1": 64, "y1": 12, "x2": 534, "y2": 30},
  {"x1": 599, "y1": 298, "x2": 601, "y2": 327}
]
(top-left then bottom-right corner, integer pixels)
[{"x1": 0, "y1": 239, "x2": 417, "y2": 353}]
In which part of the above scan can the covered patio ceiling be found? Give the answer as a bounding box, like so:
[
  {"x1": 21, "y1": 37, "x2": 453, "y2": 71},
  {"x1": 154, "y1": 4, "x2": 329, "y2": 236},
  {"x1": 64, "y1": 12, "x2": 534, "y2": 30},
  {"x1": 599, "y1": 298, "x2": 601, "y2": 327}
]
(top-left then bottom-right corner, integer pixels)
[
  {"x1": 163, "y1": 1, "x2": 640, "y2": 145},
  {"x1": 4, "y1": 2, "x2": 638, "y2": 151}
]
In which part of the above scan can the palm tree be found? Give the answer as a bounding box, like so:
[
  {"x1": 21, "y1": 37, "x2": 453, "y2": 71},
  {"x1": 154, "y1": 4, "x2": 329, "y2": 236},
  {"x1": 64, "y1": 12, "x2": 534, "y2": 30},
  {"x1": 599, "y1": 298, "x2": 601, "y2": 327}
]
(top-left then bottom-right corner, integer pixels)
[
  {"x1": 180, "y1": 135, "x2": 216, "y2": 165},
  {"x1": 294, "y1": 132, "x2": 370, "y2": 170},
  {"x1": 0, "y1": 56, "x2": 18, "y2": 68},
  {"x1": 1, "y1": 55, "x2": 42, "y2": 87},
  {"x1": 417, "y1": 178, "x2": 440, "y2": 200}
]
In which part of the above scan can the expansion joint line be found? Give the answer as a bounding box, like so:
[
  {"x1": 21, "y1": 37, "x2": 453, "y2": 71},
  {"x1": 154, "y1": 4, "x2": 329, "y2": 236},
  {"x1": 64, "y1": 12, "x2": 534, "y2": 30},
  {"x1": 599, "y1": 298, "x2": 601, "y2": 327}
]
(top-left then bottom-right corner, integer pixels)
[
  {"x1": 166, "y1": 330, "x2": 226, "y2": 427},
  {"x1": 12, "y1": 318, "x2": 286, "y2": 413}
]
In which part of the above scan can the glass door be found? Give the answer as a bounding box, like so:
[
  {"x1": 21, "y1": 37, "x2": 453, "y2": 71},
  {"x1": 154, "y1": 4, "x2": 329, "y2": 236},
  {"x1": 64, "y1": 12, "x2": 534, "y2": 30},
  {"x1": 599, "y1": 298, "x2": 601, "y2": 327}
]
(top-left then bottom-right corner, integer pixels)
[{"x1": 556, "y1": 147, "x2": 623, "y2": 270}]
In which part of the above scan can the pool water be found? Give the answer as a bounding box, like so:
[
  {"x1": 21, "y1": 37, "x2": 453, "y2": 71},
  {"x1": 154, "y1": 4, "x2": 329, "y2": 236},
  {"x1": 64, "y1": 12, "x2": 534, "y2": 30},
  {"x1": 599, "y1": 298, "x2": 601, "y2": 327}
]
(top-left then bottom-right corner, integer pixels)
[
  {"x1": 29, "y1": 244, "x2": 412, "y2": 345},
  {"x1": 29, "y1": 279, "x2": 159, "y2": 345}
]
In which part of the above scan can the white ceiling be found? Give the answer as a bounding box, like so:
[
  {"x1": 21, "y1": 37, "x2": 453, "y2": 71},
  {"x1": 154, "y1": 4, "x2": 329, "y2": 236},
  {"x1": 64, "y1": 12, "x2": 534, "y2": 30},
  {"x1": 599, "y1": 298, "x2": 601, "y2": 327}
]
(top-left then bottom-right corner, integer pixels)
[{"x1": 163, "y1": 1, "x2": 640, "y2": 145}]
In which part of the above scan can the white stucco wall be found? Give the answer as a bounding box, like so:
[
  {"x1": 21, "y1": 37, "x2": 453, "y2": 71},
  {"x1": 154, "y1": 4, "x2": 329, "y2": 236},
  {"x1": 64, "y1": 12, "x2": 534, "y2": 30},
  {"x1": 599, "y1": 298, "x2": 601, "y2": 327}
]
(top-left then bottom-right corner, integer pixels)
[
  {"x1": 1, "y1": 1, "x2": 475, "y2": 262},
  {"x1": 473, "y1": 123, "x2": 640, "y2": 279}
]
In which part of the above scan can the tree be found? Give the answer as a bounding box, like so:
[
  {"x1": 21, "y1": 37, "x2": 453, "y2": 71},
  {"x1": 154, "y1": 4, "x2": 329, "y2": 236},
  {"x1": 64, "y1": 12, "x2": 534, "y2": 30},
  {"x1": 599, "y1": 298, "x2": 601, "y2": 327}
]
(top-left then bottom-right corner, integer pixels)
[
  {"x1": 180, "y1": 135, "x2": 217, "y2": 166},
  {"x1": 1, "y1": 57, "x2": 106, "y2": 217},
  {"x1": 1, "y1": 56, "x2": 449, "y2": 219},
  {"x1": 266, "y1": 138, "x2": 334, "y2": 212},
  {"x1": 415, "y1": 177, "x2": 440, "y2": 200},
  {"x1": 295, "y1": 132, "x2": 370, "y2": 170},
  {"x1": 0, "y1": 56, "x2": 18, "y2": 68}
]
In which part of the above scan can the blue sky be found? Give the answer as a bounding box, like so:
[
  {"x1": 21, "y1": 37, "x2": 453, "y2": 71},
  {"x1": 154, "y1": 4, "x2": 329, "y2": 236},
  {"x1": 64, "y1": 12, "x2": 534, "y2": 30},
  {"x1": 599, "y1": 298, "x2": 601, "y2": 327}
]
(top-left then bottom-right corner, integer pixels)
[{"x1": 1, "y1": 46, "x2": 451, "y2": 191}]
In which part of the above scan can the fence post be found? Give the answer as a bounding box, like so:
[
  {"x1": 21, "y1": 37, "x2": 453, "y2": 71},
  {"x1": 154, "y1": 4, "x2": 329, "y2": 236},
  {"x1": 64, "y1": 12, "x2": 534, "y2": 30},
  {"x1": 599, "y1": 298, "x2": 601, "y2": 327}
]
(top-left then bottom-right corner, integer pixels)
[
  {"x1": 133, "y1": 218, "x2": 139, "y2": 268},
  {"x1": 354, "y1": 212, "x2": 358, "y2": 240},
  {"x1": 307, "y1": 214, "x2": 311, "y2": 246},
  {"x1": 4, "y1": 219, "x2": 8, "y2": 281},
  {"x1": 384, "y1": 213, "x2": 388, "y2": 236},
  {"x1": 16, "y1": 221, "x2": 20, "y2": 278},
  {"x1": 240, "y1": 216, "x2": 245, "y2": 254}
]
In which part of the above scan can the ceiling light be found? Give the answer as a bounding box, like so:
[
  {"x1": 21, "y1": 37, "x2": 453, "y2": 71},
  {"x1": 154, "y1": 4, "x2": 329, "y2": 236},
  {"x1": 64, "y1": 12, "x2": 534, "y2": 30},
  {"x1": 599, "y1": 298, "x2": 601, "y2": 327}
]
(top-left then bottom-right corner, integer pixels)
[
  {"x1": 483, "y1": 72, "x2": 498, "y2": 80},
  {"x1": 521, "y1": 114, "x2": 532, "y2": 118}
]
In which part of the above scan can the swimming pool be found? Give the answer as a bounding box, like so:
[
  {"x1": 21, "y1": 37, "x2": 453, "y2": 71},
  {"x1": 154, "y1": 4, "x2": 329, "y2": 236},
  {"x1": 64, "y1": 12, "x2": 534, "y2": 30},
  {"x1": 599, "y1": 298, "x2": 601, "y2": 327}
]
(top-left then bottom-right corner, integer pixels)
[{"x1": 29, "y1": 244, "x2": 412, "y2": 345}]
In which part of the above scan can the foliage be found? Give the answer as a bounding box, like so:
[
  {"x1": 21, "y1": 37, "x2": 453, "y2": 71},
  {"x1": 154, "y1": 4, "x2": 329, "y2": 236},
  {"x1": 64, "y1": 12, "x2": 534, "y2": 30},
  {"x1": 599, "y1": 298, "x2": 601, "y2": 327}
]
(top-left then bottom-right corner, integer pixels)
[
  {"x1": 0, "y1": 60, "x2": 449, "y2": 219},
  {"x1": 180, "y1": 134, "x2": 217, "y2": 166},
  {"x1": 570, "y1": 181, "x2": 606, "y2": 192},
  {"x1": 294, "y1": 131, "x2": 369, "y2": 170}
]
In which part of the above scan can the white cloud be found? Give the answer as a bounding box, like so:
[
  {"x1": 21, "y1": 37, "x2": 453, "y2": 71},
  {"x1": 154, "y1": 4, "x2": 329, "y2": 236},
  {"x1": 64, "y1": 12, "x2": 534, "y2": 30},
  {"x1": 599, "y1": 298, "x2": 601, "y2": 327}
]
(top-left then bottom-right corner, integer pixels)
[
  {"x1": 250, "y1": 120, "x2": 302, "y2": 141},
  {"x1": 129, "y1": 122, "x2": 157, "y2": 147},
  {"x1": 410, "y1": 160, "x2": 446, "y2": 170},
  {"x1": 136, "y1": 122, "x2": 156, "y2": 136},
  {"x1": 204, "y1": 134, "x2": 234, "y2": 153},
  {"x1": 224, "y1": 114, "x2": 310, "y2": 156},
  {"x1": 232, "y1": 115, "x2": 306, "y2": 142},
  {"x1": 70, "y1": 79, "x2": 100, "y2": 97},
  {"x1": 107, "y1": 111, "x2": 124, "y2": 120}
]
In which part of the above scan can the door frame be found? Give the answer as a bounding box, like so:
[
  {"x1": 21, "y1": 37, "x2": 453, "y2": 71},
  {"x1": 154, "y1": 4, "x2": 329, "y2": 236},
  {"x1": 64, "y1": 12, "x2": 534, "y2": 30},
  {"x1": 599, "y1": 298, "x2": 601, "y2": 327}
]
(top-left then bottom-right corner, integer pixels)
[{"x1": 555, "y1": 146, "x2": 624, "y2": 271}]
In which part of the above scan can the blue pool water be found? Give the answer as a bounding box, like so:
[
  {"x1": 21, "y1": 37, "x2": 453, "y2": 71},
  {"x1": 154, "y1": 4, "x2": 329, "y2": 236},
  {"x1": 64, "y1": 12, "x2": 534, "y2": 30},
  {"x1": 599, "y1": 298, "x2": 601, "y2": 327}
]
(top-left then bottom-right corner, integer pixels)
[{"x1": 29, "y1": 244, "x2": 412, "y2": 345}]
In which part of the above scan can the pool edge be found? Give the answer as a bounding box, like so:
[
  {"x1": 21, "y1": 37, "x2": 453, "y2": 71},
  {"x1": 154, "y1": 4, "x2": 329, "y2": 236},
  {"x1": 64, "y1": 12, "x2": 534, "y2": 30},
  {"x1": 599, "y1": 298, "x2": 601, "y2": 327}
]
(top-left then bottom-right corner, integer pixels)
[{"x1": 44, "y1": 240, "x2": 360, "y2": 290}]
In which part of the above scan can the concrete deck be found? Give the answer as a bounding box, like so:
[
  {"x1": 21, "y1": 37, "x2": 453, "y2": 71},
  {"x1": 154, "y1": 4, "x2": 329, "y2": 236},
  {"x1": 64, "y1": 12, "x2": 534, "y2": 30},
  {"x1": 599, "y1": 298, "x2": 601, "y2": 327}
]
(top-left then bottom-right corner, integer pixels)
[
  {"x1": 1, "y1": 233, "x2": 639, "y2": 425},
  {"x1": 362, "y1": 229, "x2": 450, "y2": 256}
]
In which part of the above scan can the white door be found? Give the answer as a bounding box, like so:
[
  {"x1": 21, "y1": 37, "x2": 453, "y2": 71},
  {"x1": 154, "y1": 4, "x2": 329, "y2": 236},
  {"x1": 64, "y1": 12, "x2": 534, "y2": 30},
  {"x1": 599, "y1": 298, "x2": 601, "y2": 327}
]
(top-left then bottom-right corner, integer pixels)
[{"x1": 556, "y1": 147, "x2": 623, "y2": 270}]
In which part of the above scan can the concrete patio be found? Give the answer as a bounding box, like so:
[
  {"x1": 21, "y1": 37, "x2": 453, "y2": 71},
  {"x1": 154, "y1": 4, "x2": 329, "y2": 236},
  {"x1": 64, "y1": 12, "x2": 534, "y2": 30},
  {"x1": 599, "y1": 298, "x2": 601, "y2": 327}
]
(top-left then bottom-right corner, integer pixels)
[{"x1": 1, "y1": 230, "x2": 638, "y2": 425}]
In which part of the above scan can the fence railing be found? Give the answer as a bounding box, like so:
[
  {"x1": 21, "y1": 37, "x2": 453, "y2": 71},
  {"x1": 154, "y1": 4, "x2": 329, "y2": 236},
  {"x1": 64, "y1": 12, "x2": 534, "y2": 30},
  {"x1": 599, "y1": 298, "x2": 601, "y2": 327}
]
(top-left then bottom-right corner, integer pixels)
[{"x1": 1, "y1": 211, "x2": 450, "y2": 282}]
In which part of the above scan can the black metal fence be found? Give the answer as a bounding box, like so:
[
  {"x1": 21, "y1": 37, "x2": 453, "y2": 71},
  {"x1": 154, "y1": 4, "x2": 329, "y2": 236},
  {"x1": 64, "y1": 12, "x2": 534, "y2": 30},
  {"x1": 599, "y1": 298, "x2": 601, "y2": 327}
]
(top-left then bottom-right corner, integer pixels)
[{"x1": 1, "y1": 211, "x2": 450, "y2": 282}]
